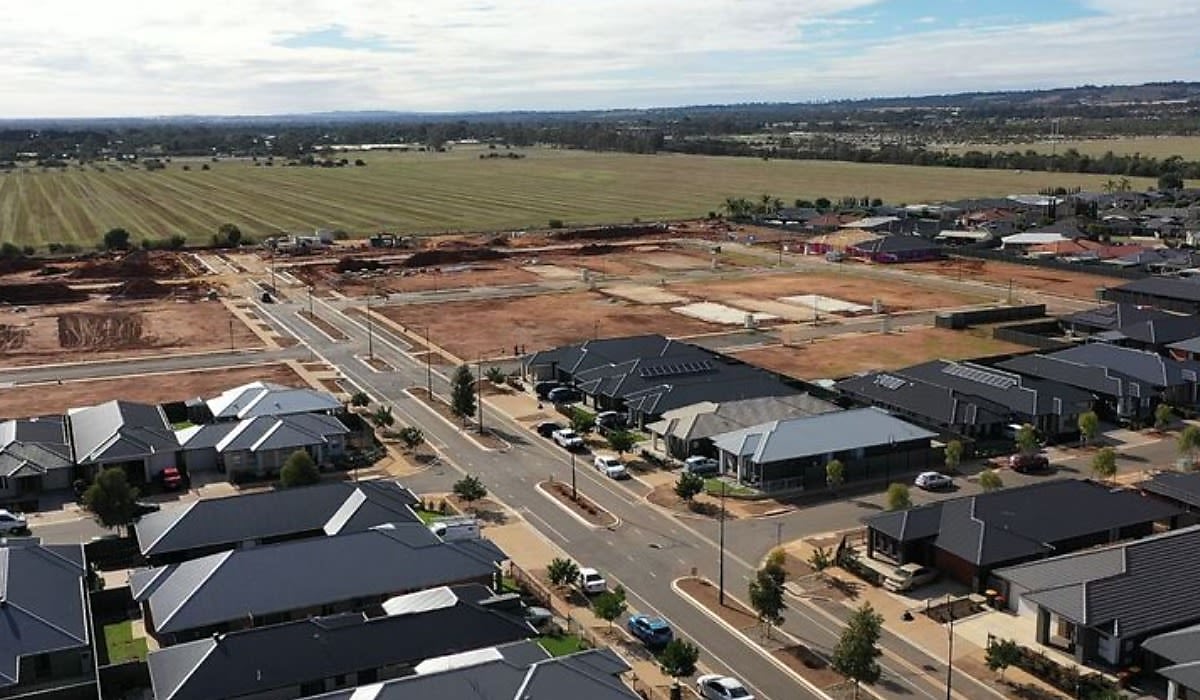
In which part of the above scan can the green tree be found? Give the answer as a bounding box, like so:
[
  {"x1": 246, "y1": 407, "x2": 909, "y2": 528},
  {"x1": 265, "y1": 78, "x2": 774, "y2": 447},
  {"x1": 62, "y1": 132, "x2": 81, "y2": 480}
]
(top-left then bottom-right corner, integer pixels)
[
  {"x1": 807, "y1": 545, "x2": 834, "y2": 572},
  {"x1": 1180, "y1": 425, "x2": 1200, "y2": 465},
  {"x1": 1091, "y1": 446, "x2": 1118, "y2": 481},
  {"x1": 398, "y1": 426, "x2": 425, "y2": 450},
  {"x1": 658, "y1": 639, "x2": 699, "y2": 678},
  {"x1": 674, "y1": 471, "x2": 704, "y2": 502},
  {"x1": 985, "y1": 638, "x2": 1022, "y2": 681},
  {"x1": 1159, "y1": 171, "x2": 1185, "y2": 191},
  {"x1": 825, "y1": 459, "x2": 845, "y2": 491},
  {"x1": 82, "y1": 467, "x2": 139, "y2": 532},
  {"x1": 350, "y1": 390, "x2": 370, "y2": 407},
  {"x1": 450, "y1": 365, "x2": 477, "y2": 424},
  {"x1": 885, "y1": 483, "x2": 911, "y2": 511},
  {"x1": 217, "y1": 223, "x2": 242, "y2": 247},
  {"x1": 592, "y1": 589, "x2": 627, "y2": 629},
  {"x1": 570, "y1": 407, "x2": 595, "y2": 434},
  {"x1": 831, "y1": 603, "x2": 884, "y2": 700},
  {"x1": 1015, "y1": 423, "x2": 1039, "y2": 455},
  {"x1": 484, "y1": 366, "x2": 506, "y2": 385},
  {"x1": 944, "y1": 439, "x2": 963, "y2": 472},
  {"x1": 280, "y1": 450, "x2": 320, "y2": 487},
  {"x1": 547, "y1": 557, "x2": 580, "y2": 588},
  {"x1": 102, "y1": 227, "x2": 131, "y2": 250},
  {"x1": 606, "y1": 430, "x2": 636, "y2": 456},
  {"x1": 1078, "y1": 411, "x2": 1100, "y2": 446},
  {"x1": 1155, "y1": 403, "x2": 1174, "y2": 431},
  {"x1": 453, "y1": 474, "x2": 487, "y2": 505},
  {"x1": 748, "y1": 564, "x2": 786, "y2": 637},
  {"x1": 978, "y1": 470, "x2": 1003, "y2": 492},
  {"x1": 371, "y1": 405, "x2": 395, "y2": 427}
]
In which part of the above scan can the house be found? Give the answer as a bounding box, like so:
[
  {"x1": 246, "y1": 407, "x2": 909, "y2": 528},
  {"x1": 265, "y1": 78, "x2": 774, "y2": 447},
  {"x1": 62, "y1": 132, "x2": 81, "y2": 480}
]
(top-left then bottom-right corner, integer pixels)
[
  {"x1": 0, "y1": 539, "x2": 93, "y2": 698},
  {"x1": 996, "y1": 354, "x2": 1153, "y2": 421},
  {"x1": 1001, "y1": 232, "x2": 1071, "y2": 250},
  {"x1": 1044, "y1": 343, "x2": 1200, "y2": 407},
  {"x1": 202, "y1": 381, "x2": 343, "y2": 422},
  {"x1": 840, "y1": 215, "x2": 901, "y2": 233},
  {"x1": 847, "y1": 235, "x2": 943, "y2": 263},
  {"x1": 310, "y1": 643, "x2": 639, "y2": 700},
  {"x1": 134, "y1": 479, "x2": 420, "y2": 565},
  {"x1": 1142, "y1": 624, "x2": 1200, "y2": 700},
  {"x1": 130, "y1": 522, "x2": 506, "y2": 644},
  {"x1": 1167, "y1": 336, "x2": 1200, "y2": 362},
  {"x1": 645, "y1": 394, "x2": 839, "y2": 460},
  {"x1": 146, "y1": 584, "x2": 534, "y2": 700},
  {"x1": 176, "y1": 412, "x2": 350, "y2": 477},
  {"x1": 1059, "y1": 304, "x2": 1178, "y2": 338},
  {"x1": 1090, "y1": 314, "x2": 1200, "y2": 352},
  {"x1": 67, "y1": 400, "x2": 179, "y2": 484},
  {"x1": 935, "y1": 229, "x2": 993, "y2": 246},
  {"x1": 835, "y1": 371, "x2": 1011, "y2": 438},
  {"x1": 1138, "y1": 471, "x2": 1200, "y2": 527},
  {"x1": 1103, "y1": 277, "x2": 1200, "y2": 314},
  {"x1": 710, "y1": 407, "x2": 937, "y2": 491},
  {"x1": 996, "y1": 526, "x2": 1200, "y2": 667},
  {"x1": 802, "y1": 229, "x2": 879, "y2": 255},
  {"x1": 0, "y1": 417, "x2": 74, "y2": 506},
  {"x1": 865, "y1": 479, "x2": 1181, "y2": 592}
]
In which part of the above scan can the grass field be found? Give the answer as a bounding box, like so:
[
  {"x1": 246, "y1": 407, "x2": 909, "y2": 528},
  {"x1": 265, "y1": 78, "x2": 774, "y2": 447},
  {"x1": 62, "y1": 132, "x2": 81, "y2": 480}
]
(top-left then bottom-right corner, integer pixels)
[
  {"x1": 940, "y1": 136, "x2": 1200, "y2": 160},
  {"x1": 103, "y1": 621, "x2": 148, "y2": 663},
  {"x1": 0, "y1": 147, "x2": 1156, "y2": 247}
]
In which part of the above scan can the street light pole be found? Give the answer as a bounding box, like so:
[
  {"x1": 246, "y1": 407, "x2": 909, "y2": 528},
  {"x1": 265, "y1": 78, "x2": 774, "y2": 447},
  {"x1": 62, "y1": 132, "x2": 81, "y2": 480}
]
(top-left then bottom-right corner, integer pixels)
[
  {"x1": 425, "y1": 326, "x2": 433, "y2": 399},
  {"x1": 476, "y1": 356, "x2": 484, "y2": 434},
  {"x1": 946, "y1": 593, "x2": 955, "y2": 700},
  {"x1": 570, "y1": 451, "x2": 577, "y2": 501},
  {"x1": 308, "y1": 286, "x2": 313, "y2": 316},
  {"x1": 228, "y1": 318, "x2": 234, "y2": 351},
  {"x1": 718, "y1": 478, "x2": 727, "y2": 606},
  {"x1": 366, "y1": 290, "x2": 374, "y2": 360}
]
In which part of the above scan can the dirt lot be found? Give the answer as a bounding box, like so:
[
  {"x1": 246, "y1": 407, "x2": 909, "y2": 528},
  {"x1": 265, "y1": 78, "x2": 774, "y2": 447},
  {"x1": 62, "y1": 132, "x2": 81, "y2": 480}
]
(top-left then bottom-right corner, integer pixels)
[
  {"x1": 897, "y1": 259, "x2": 1125, "y2": 300},
  {"x1": 731, "y1": 327, "x2": 1029, "y2": 380},
  {"x1": 378, "y1": 290, "x2": 722, "y2": 360},
  {"x1": 670, "y1": 269, "x2": 991, "y2": 313},
  {"x1": 0, "y1": 297, "x2": 262, "y2": 366},
  {"x1": 0, "y1": 362, "x2": 305, "y2": 419}
]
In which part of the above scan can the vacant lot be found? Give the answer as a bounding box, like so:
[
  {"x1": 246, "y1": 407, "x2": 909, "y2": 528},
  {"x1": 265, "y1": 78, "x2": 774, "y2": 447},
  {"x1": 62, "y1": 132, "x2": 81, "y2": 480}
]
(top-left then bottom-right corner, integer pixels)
[
  {"x1": 378, "y1": 290, "x2": 721, "y2": 360},
  {"x1": 899, "y1": 259, "x2": 1125, "y2": 300},
  {"x1": 941, "y1": 136, "x2": 1200, "y2": 160},
  {"x1": 0, "y1": 148, "x2": 1155, "y2": 247},
  {"x1": 731, "y1": 327, "x2": 1028, "y2": 380},
  {"x1": 0, "y1": 362, "x2": 305, "y2": 418}
]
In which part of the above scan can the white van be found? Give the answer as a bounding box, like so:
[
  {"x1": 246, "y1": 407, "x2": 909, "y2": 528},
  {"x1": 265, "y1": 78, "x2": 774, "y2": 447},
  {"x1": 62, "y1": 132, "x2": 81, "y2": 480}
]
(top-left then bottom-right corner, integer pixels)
[{"x1": 428, "y1": 516, "x2": 481, "y2": 542}]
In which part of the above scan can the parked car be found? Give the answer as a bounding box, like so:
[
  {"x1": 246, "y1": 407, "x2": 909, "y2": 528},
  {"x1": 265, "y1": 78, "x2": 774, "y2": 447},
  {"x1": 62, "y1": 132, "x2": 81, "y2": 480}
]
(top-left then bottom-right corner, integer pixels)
[
  {"x1": 914, "y1": 471, "x2": 953, "y2": 491},
  {"x1": 578, "y1": 567, "x2": 607, "y2": 595},
  {"x1": 1009, "y1": 453, "x2": 1051, "y2": 473},
  {"x1": 684, "y1": 456, "x2": 720, "y2": 476},
  {"x1": 0, "y1": 509, "x2": 28, "y2": 534},
  {"x1": 627, "y1": 614, "x2": 674, "y2": 647},
  {"x1": 552, "y1": 429, "x2": 585, "y2": 451},
  {"x1": 535, "y1": 421, "x2": 564, "y2": 438},
  {"x1": 547, "y1": 387, "x2": 583, "y2": 404},
  {"x1": 132, "y1": 501, "x2": 161, "y2": 519},
  {"x1": 534, "y1": 381, "x2": 561, "y2": 400},
  {"x1": 159, "y1": 467, "x2": 184, "y2": 490},
  {"x1": 524, "y1": 606, "x2": 555, "y2": 631},
  {"x1": 427, "y1": 516, "x2": 481, "y2": 541},
  {"x1": 883, "y1": 563, "x2": 938, "y2": 592},
  {"x1": 593, "y1": 455, "x2": 629, "y2": 480},
  {"x1": 596, "y1": 411, "x2": 626, "y2": 429},
  {"x1": 697, "y1": 675, "x2": 754, "y2": 700}
]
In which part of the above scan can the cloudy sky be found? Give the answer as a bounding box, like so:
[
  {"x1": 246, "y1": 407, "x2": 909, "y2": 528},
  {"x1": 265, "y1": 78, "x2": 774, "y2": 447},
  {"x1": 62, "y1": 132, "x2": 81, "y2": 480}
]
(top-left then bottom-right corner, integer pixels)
[{"x1": 3, "y1": 0, "x2": 1199, "y2": 118}]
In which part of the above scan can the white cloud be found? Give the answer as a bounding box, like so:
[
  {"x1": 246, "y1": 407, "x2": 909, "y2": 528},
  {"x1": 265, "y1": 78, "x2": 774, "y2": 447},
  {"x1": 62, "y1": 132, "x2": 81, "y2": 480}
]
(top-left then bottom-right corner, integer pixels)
[{"x1": 0, "y1": 0, "x2": 1198, "y2": 117}]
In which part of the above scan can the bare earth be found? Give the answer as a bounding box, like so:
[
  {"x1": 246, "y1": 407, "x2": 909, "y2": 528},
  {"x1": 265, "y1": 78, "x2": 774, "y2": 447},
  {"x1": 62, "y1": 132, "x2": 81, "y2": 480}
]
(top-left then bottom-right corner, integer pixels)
[
  {"x1": 897, "y1": 259, "x2": 1125, "y2": 300},
  {"x1": 731, "y1": 327, "x2": 1028, "y2": 380},
  {"x1": 0, "y1": 362, "x2": 305, "y2": 419}
]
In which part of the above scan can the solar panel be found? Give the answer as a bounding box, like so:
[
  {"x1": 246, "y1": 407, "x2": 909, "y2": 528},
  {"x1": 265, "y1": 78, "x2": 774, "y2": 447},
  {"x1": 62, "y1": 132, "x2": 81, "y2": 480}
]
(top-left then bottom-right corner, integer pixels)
[
  {"x1": 943, "y1": 363, "x2": 1017, "y2": 389},
  {"x1": 875, "y1": 374, "x2": 906, "y2": 390},
  {"x1": 637, "y1": 359, "x2": 714, "y2": 378}
]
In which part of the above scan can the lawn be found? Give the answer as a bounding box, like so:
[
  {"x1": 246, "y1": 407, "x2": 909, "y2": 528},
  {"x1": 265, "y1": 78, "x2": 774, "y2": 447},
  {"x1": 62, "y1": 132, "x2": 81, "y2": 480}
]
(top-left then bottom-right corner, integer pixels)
[
  {"x1": 704, "y1": 477, "x2": 757, "y2": 497},
  {"x1": 538, "y1": 633, "x2": 590, "y2": 657},
  {"x1": 103, "y1": 621, "x2": 148, "y2": 663},
  {"x1": 0, "y1": 146, "x2": 1155, "y2": 247},
  {"x1": 413, "y1": 508, "x2": 441, "y2": 524}
]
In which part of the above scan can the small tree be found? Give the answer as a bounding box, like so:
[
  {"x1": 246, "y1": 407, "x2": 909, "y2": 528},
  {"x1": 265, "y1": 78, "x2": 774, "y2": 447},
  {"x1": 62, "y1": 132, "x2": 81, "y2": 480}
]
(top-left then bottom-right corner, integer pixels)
[
  {"x1": 986, "y1": 638, "x2": 1022, "y2": 682},
  {"x1": 1180, "y1": 425, "x2": 1200, "y2": 465},
  {"x1": 1092, "y1": 446, "x2": 1118, "y2": 481},
  {"x1": 371, "y1": 405, "x2": 395, "y2": 427},
  {"x1": 1015, "y1": 423, "x2": 1039, "y2": 455},
  {"x1": 217, "y1": 223, "x2": 242, "y2": 247},
  {"x1": 398, "y1": 426, "x2": 425, "y2": 450},
  {"x1": 885, "y1": 483, "x2": 911, "y2": 511},
  {"x1": 453, "y1": 474, "x2": 487, "y2": 506},
  {"x1": 547, "y1": 557, "x2": 580, "y2": 588},
  {"x1": 944, "y1": 439, "x2": 963, "y2": 472},
  {"x1": 484, "y1": 366, "x2": 506, "y2": 386},
  {"x1": 592, "y1": 589, "x2": 627, "y2": 629},
  {"x1": 570, "y1": 408, "x2": 595, "y2": 434},
  {"x1": 658, "y1": 639, "x2": 699, "y2": 678},
  {"x1": 1078, "y1": 411, "x2": 1100, "y2": 446},
  {"x1": 280, "y1": 450, "x2": 320, "y2": 487},
  {"x1": 674, "y1": 471, "x2": 704, "y2": 503},
  {"x1": 102, "y1": 227, "x2": 131, "y2": 250},
  {"x1": 748, "y1": 564, "x2": 786, "y2": 638},
  {"x1": 450, "y1": 365, "x2": 477, "y2": 424},
  {"x1": 1155, "y1": 403, "x2": 1175, "y2": 431},
  {"x1": 606, "y1": 430, "x2": 636, "y2": 456},
  {"x1": 82, "y1": 467, "x2": 139, "y2": 533},
  {"x1": 350, "y1": 391, "x2": 370, "y2": 407},
  {"x1": 978, "y1": 470, "x2": 1003, "y2": 492},
  {"x1": 831, "y1": 603, "x2": 884, "y2": 700},
  {"x1": 825, "y1": 459, "x2": 845, "y2": 491},
  {"x1": 807, "y1": 545, "x2": 834, "y2": 572}
]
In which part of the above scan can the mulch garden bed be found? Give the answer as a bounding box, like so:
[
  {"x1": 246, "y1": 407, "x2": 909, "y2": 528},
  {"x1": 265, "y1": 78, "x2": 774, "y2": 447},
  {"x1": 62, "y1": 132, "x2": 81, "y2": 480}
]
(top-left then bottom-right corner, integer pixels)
[
  {"x1": 363, "y1": 355, "x2": 393, "y2": 372},
  {"x1": 298, "y1": 309, "x2": 349, "y2": 340},
  {"x1": 408, "y1": 387, "x2": 509, "y2": 450},
  {"x1": 542, "y1": 480, "x2": 618, "y2": 527},
  {"x1": 647, "y1": 484, "x2": 739, "y2": 520}
]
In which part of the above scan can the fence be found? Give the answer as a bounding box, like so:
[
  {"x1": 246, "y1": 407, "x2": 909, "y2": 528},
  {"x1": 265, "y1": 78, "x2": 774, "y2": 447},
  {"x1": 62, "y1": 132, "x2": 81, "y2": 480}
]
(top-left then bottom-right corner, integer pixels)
[
  {"x1": 992, "y1": 320, "x2": 1074, "y2": 351},
  {"x1": 83, "y1": 536, "x2": 142, "y2": 572},
  {"x1": 934, "y1": 304, "x2": 1045, "y2": 330},
  {"x1": 951, "y1": 249, "x2": 1148, "y2": 281}
]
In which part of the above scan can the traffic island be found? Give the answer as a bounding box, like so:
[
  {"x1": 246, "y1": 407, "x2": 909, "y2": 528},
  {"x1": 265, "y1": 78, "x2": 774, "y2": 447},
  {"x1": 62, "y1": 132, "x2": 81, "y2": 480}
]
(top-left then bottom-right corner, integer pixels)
[
  {"x1": 537, "y1": 480, "x2": 619, "y2": 528},
  {"x1": 407, "y1": 387, "x2": 510, "y2": 450},
  {"x1": 646, "y1": 484, "x2": 741, "y2": 520}
]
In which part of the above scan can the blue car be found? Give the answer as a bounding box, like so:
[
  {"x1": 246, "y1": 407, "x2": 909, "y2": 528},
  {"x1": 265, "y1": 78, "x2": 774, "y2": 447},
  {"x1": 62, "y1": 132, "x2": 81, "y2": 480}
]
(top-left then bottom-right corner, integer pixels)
[{"x1": 627, "y1": 614, "x2": 673, "y2": 647}]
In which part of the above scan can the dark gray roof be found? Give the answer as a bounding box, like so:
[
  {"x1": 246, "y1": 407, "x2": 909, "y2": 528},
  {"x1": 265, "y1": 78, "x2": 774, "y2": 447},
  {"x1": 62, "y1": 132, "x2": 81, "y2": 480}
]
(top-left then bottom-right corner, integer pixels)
[
  {"x1": 997, "y1": 354, "x2": 1146, "y2": 400},
  {"x1": 836, "y1": 371, "x2": 1010, "y2": 428},
  {"x1": 132, "y1": 523, "x2": 505, "y2": 636},
  {"x1": 711, "y1": 408, "x2": 934, "y2": 464},
  {"x1": 1115, "y1": 315, "x2": 1200, "y2": 346},
  {"x1": 998, "y1": 526, "x2": 1200, "y2": 640},
  {"x1": 850, "y1": 235, "x2": 943, "y2": 255},
  {"x1": 1167, "y1": 336, "x2": 1200, "y2": 354},
  {"x1": 1140, "y1": 471, "x2": 1200, "y2": 509},
  {"x1": 147, "y1": 584, "x2": 534, "y2": 700},
  {"x1": 212, "y1": 413, "x2": 349, "y2": 453},
  {"x1": 647, "y1": 394, "x2": 838, "y2": 443},
  {"x1": 867, "y1": 479, "x2": 1181, "y2": 567},
  {"x1": 68, "y1": 400, "x2": 177, "y2": 464},
  {"x1": 895, "y1": 360, "x2": 1093, "y2": 418},
  {"x1": 134, "y1": 479, "x2": 420, "y2": 558},
  {"x1": 1047, "y1": 343, "x2": 1200, "y2": 388},
  {"x1": 1111, "y1": 277, "x2": 1200, "y2": 304},
  {"x1": 206, "y1": 381, "x2": 342, "y2": 421},
  {"x1": 1143, "y1": 623, "x2": 1200, "y2": 664},
  {"x1": 0, "y1": 540, "x2": 89, "y2": 688},
  {"x1": 0, "y1": 417, "x2": 71, "y2": 478},
  {"x1": 310, "y1": 646, "x2": 637, "y2": 700},
  {"x1": 1059, "y1": 304, "x2": 1178, "y2": 333}
]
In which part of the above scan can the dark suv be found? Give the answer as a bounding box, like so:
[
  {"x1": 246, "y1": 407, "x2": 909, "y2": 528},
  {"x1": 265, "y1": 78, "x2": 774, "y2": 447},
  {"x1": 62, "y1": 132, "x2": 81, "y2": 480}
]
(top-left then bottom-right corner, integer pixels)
[{"x1": 1009, "y1": 453, "x2": 1051, "y2": 473}]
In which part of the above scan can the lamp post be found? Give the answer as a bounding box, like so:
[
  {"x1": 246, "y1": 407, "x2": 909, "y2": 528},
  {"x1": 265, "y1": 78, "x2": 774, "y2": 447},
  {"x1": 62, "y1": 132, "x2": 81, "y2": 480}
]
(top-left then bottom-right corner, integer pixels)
[
  {"x1": 570, "y1": 451, "x2": 577, "y2": 500},
  {"x1": 366, "y1": 289, "x2": 374, "y2": 360},
  {"x1": 228, "y1": 318, "x2": 234, "y2": 351},
  {"x1": 476, "y1": 355, "x2": 485, "y2": 434},
  {"x1": 424, "y1": 326, "x2": 433, "y2": 399},
  {"x1": 307, "y1": 286, "x2": 313, "y2": 316},
  {"x1": 718, "y1": 477, "x2": 727, "y2": 605},
  {"x1": 946, "y1": 593, "x2": 955, "y2": 700}
]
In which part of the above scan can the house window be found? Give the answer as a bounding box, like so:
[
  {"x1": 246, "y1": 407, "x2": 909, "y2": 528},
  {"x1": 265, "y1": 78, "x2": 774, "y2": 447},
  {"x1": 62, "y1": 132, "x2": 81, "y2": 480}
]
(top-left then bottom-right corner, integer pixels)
[{"x1": 0, "y1": 477, "x2": 7, "y2": 490}]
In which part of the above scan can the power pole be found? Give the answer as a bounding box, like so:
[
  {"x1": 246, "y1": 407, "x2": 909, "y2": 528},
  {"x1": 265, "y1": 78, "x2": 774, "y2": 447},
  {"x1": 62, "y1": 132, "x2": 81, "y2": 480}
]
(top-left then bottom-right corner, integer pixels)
[
  {"x1": 476, "y1": 357, "x2": 484, "y2": 434},
  {"x1": 308, "y1": 286, "x2": 313, "y2": 316},
  {"x1": 228, "y1": 318, "x2": 234, "y2": 351},
  {"x1": 946, "y1": 593, "x2": 955, "y2": 700},
  {"x1": 570, "y1": 451, "x2": 577, "y2": 501},
  {"x1": 718, "y1": 478, "x2": 727, "y2": 605},
  {"x1": 425, "y1": 326, "x2": 433, "y2": 399},
  {"x1": 366, "y1": 292, "x2": 374, "y2": 360}
]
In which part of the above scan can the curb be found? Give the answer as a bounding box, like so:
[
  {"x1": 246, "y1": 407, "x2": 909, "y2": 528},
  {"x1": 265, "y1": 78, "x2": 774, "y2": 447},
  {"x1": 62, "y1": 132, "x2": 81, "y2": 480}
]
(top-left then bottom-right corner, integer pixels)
[{"x1": 534, "y1": 480, "x2": 620, "y2": 531}]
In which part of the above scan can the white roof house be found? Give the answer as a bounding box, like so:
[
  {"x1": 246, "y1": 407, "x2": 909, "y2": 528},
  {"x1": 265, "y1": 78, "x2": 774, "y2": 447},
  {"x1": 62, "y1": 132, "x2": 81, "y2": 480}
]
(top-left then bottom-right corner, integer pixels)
[{"x1": 1001, "y1": 232, "x2": 1070, "y2": 248}]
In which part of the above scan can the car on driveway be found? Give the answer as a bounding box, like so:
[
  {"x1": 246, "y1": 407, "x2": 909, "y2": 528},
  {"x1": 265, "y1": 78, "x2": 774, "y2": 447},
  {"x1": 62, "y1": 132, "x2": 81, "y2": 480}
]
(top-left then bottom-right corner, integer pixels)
[
  {"x1": 552, "y1": 429, "x2": 585, "y2": 451},
  {"x1": 578, "y1": 567, "x2": 607, "y2": 595},
  {"x1": 914, "y1": 471, "x2": 953, "y2": 491},
  {"x1": 1009, "y1": 453, "x2": 1051, "y2": 473},
  {"x1": 0, "y1": 509, "x2": 28, "y2": 534},
  {"x1": 627, "y1": 614, "x2": 673, "y2": 647},
  {"x1": 159, "y1": 467, "x2": 185, "y2": 491},
  {"x1": 534, "y1": 381, "x2": 561, "y2": 399},
  {"x1": 697, "y1": 675, "x2": 754, "y2": 699},
  {"x1": 594, "y1": 455, "x2": 629, "y2": 480},
  {"x1": 683, "y1": 456, "x2": 720, "y2": 476},
  {"x1": 547, "y1": 387, "x2": 583, "y2": 404},
  {"x1": 535, "y1": 421, "x2": 563, "y2": 438},
  {"x1": 883, "y1": 563, "x2": 938, "y2": 592}
]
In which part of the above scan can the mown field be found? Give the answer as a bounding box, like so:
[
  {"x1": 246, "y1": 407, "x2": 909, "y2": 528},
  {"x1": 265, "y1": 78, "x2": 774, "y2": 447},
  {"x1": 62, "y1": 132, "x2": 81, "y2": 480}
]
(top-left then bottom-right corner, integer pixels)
[
  {"x1": 940, "y1": 136, "x2": 1200, "y2": 160},
  {"x1": 0, "y1": 147, "x2": 1156, "y2": 247}
]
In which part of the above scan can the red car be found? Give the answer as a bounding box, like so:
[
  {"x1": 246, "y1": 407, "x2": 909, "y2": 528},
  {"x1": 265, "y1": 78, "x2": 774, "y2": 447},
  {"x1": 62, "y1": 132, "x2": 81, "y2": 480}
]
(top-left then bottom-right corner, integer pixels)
[
  {"x1": 160, "y1": 467, "x2": 184, "y2": 490},
  {"x1": 1008, "y1": 453, "x2": 1051, "y2": 473}
]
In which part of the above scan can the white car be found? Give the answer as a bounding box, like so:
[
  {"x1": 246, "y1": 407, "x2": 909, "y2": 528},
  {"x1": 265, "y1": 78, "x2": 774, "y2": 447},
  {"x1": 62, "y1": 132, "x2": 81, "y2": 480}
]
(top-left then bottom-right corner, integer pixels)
[
  {"x1": 593, "y1": 455, "x2": 629, "y2": 480},
  {"x1": 883, "y1": 563, "x2": 938, "y2": 592},
  {"x1": 697, "y1": 674, "x2": 754, "y2": 700},
  {"x1": 552, "y1": 429, "x2": 585, "y2": 450},
  {"x1": 578, "y1": 567, "x2": 607, "y2": 595},
  {"x1": 0, "y1": 509, "x2": 28, "y2": 534},
  {"x1": 683, "y1": 456, "x2": 720, "y2": 475},
  {"x1": 914, "y1": 471, "x2": 953, "y2": 491}
]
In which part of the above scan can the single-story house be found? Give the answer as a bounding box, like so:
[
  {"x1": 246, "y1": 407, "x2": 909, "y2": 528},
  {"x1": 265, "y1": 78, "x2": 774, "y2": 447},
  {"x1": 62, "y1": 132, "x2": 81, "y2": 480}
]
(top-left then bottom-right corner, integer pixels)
[
  {"x1": 146, "y1": 584, "x2": 534, "y2": 700},
  {"x1": 840, "y1": 215, "x2": 901, "y2": 233},
  {"x1": 996, "y1": 353, "x2": 1149, "y2": 421},
  {"x1": 802, "y1": 228, "x2": 879, "y2": 255},
  {"x1": 645, "y1": 394, "x2": 839, "y2": 460},
  {"x1": 1139, "y1": 471, "x2": 1200, "y2": 527},
  {"x1": 865, "y1": 479, "x2": 1181, "y2": 592},
  {"x1": 309, "y1": 643, "x2": 638, "y2": 700},
  {"x1": 1103, "y1": 277, "x2": 1200, "y2": 315},
  {"x1": 0, "y1": 417, "x2": 74, "y2": 506},
  {"x1": 1001, "y1": 232, "x2": 1071, "y2": 250},
  {"x1": 996, "y1": 526, "x2": 1200, "y2": 667},
  {"x1": 935, "y1": 229, "x2": 993, "y2": 245},
  {"x1": 131, "y1": 522, "x2": 506, "y2": 644},
  {"x1": 202, "y1": 381, "x2": 343, "y2": 423},
  {"x1": 1142, "y1": 624, "x2": 1200, "y2": 700},
  {"x1": 710, "y1": 407, "x2": 938, "y2": 491},
  {"x1": 847, "y1": 235, "x2": 943, "y2": 263},
  {"x1": 1045, "y1": 343, "x2": 1200, "y2": 408},
  {"x1": 134, "y1": 479, "x2": 420, "y2": 565},
  {"x1": 1059, "y1": 304, "x2": 1179, "y2": 338},
  {"x1": 835, "y1": 371, "x2": 1011, "y2": 438},
  {"x1": 177, "y1": 412, "x2": 349, "y2": 477},
  {"x1": 1086, "y1": 315, "x2": 1200, "y2": 353},
  {"x1": 1167, "y1": 336, "x2": 1200, "y2": 362},
  {"x1": 0, "y1": 539, "x2": 93, "y2": 698},
  {"x1": 67, "y1": 400, "x2": 179, "y2": 484}
]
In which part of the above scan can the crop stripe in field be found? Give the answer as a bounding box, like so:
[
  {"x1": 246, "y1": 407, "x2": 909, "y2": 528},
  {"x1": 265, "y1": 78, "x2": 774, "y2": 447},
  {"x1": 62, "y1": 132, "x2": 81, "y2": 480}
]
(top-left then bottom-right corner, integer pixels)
[
  {"x1": 74, "y1": 171, "x2": 168, "y2": 242},
  {"x1": 150, "y1": 173, "x2": 302, "y2": 234}
]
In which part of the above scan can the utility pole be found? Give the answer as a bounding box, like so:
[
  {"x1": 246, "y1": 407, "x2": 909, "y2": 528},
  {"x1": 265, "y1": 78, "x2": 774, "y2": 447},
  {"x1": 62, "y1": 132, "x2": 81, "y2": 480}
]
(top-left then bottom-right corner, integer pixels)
[
  {"x1": 718, "y1": 478, "x2": 727, "y2": 606},
  {"x1": 570, "y1": 451, "x2": 577, "y2": 501},
  {"x1": 946, "y1": 593, "x2": 955, "y2": 700},
  {"x1": 228, "y1": 318, "x2": 234, "y2": 351},
  {"x1": 308, "y1": 286, "x2": 313, "y2": 316},
  {"x1": 425, "y1": 326, "x2": 433, "y2": 399},
  {"x1": 476, "y1": 356, "x2": 484, "y2": 434},
  {"x1": 366, "y1": 291, "x2": 374, "y2": 360}
]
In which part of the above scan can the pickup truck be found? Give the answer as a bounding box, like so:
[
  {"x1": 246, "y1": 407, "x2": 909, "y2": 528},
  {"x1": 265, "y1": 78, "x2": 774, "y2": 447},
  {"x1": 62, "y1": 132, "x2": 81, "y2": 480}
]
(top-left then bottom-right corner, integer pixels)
[{"x1": 552, "y1": 429, "x2": 585, "y2": 451}]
